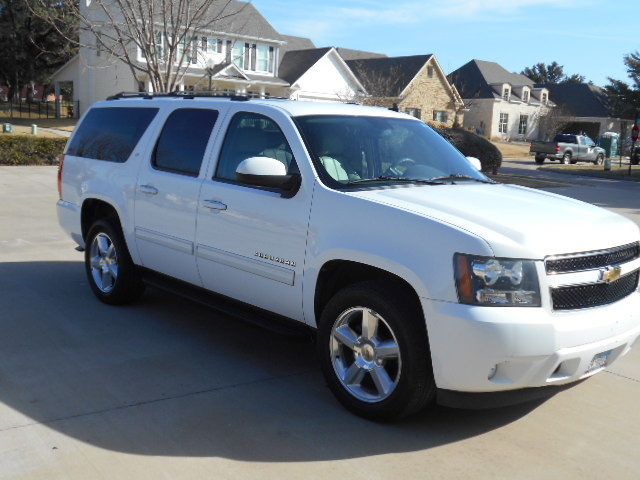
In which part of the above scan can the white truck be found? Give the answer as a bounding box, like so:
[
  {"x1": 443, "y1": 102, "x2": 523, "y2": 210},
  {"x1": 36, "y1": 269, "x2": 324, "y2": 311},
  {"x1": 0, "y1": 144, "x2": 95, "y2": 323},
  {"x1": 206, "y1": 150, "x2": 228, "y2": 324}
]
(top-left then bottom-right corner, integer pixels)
[{"x1": 57, "y1": 93, "x2": 640, "y2": 420}]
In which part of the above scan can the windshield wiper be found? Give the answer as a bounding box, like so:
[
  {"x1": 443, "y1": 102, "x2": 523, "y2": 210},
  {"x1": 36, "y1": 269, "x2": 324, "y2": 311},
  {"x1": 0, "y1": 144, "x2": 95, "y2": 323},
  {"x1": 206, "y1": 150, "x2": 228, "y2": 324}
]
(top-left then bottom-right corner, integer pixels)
[
  {"x1": 347, "y1": 176, "x2": 445, "y2": 186},
  {"x1": 427, "y1": 174, "x2": 497, "y2": 184}
]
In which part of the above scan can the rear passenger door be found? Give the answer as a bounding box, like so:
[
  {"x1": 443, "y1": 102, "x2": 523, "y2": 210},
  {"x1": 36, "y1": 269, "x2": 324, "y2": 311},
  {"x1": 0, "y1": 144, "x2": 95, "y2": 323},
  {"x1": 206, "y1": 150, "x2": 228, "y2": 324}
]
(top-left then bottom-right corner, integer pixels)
[
  {"x1": 195, "y1": 109, "x2": 312, "y2": 322},
  {"x1": 134, "y1": 107, "x2": 219, "y2": 286}
]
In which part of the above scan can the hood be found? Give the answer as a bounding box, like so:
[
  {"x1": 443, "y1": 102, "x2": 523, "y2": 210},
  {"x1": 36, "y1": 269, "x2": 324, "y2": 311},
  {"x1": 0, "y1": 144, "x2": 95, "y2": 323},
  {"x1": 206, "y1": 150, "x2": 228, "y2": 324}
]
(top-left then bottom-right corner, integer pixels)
[{"x1": 351, "y1": 183, "x2": 639, "y2": 259}]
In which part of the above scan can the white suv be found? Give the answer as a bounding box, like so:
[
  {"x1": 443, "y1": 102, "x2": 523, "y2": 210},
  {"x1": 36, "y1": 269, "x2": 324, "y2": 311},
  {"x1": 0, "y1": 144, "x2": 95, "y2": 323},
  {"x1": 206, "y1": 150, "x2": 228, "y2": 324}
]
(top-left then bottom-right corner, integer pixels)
[{"x1": 57, "y1": 93, "x2": 640, "y2": 420}]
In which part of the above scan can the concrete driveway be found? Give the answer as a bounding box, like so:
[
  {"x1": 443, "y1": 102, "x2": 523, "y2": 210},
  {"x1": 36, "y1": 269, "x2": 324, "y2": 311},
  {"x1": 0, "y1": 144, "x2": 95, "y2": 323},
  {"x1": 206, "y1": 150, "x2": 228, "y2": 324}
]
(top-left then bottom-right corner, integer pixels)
[{"x1": 1, "y1": 166, "x2": 639, "y2": 479}]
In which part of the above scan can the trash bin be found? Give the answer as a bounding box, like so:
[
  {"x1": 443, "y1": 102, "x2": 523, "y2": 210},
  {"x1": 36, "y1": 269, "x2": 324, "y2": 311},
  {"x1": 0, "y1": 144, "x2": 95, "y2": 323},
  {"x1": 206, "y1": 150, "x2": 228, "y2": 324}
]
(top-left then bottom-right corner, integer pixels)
[
  {"x1": 31, "y1": 124, "x2": 38, "y2": 135},
  {"x1": 2, "y1": 123, "x2": 12, "y2": 133},
  {"x1": 600, "y1": 133, "x2": 619, "y2": 158}
]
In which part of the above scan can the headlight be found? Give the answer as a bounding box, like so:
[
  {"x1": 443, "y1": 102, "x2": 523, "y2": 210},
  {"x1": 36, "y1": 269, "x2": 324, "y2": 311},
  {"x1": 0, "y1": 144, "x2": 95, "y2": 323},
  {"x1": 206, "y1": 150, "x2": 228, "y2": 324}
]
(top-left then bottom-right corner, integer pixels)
[{"x1": 454, "y1": 254, "x2": 541, "y2": 306}]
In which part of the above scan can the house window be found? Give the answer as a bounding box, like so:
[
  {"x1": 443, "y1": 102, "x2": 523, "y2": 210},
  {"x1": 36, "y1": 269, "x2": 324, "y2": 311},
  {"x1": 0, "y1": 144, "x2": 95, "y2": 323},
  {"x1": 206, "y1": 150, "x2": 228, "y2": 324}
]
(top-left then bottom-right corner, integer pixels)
[
  {"x1": 522, "y1": 90, "x2": 529, "y2": 103},
  {"x1": 499, "y1": 113, "x2": 508, "y2": 133},
  {"x1": 427, "y1": 66, "x2": 434, "y2": 78},
  {"x1": 405, "y1": 108, "x2": 421, "y2": 120},
  {"x1": 518, "y1": 115, "x2": 528, "y2": 135},
  {"x1": 256, "y1": 44, "x2": 270, "y2": 72},
  {"x1": 208, "y1": 38, "x2": 223, "y2": 54},
  {"x1": 201, "y1": 36, "x2": 208, "y2": 52},
  {"x1": 502, "y1": 88, "x2": 510, "y2": 102},
  {"x1": 433, "y1": 111, "x2": 448, "y2": 122},
  {"x1": 232, "y1": 41, "x2": 244, "y2": 68}
]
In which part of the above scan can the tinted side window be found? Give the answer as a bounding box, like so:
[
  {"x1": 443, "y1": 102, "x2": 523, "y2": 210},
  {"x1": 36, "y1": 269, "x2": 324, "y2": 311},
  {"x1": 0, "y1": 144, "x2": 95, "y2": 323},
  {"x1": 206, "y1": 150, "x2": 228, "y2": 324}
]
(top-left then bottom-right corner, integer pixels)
[
  {"x1": 153, "y1": 108, "x2": 218, "y2": 177},
  {"x1": 67, "y1": 107, "x2": 158, "y2": 162},
  {"x1": 215, "y1": 112, "x2": 296, "y2": 181}
]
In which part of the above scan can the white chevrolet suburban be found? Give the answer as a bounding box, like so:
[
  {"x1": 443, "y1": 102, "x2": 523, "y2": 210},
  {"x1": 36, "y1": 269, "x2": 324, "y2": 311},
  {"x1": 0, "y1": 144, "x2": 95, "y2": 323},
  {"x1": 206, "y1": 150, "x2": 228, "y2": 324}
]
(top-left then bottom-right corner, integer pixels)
[{"x1": 57, "y1": 93, "x2": 640, "y2": 420}]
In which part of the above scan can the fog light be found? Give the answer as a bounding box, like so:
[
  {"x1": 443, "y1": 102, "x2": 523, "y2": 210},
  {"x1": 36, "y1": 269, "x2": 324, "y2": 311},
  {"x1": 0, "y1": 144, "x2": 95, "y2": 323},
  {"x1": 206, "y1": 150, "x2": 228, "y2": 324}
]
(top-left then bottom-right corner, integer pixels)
[{"x1": 488, "y1": 364, "x2": 498, "y2": 380}]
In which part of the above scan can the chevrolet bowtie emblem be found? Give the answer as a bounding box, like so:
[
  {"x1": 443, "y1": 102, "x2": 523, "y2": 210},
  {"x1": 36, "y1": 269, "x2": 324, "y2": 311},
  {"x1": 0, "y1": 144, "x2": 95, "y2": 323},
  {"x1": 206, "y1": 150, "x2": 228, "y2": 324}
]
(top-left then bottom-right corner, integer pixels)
[{"x1": 600, "y1": 265, "x2": 622, "y2": 284}]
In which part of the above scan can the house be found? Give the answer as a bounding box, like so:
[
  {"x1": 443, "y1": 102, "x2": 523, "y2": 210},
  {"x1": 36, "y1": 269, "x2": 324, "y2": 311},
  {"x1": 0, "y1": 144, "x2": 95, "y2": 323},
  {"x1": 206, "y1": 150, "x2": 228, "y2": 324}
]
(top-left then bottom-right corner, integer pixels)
[
  {"x1": 448, "y1": 59, "x2": 552, "y2": 140},
  {"x1": 536, "y1": 83, "x2": 633, "y2": 140},
  {"x1": 278, "y1": 47, "x2": 365, "y2": 102},
  {"x1": 51, "y1": 1, "x2": 307, "y2": 115},
  {"x1": 346, "y1": 54, "x2": 464, "y2": 127}
]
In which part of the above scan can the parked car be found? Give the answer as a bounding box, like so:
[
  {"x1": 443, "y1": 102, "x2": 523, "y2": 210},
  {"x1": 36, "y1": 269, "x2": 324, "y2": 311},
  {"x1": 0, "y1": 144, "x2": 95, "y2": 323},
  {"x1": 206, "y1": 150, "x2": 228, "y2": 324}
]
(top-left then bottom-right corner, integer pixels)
[
  {"x1": 57, "y1": 93, "x2": 640, "y2": 420},
  {"x1": 530, "y1": 134, "x2": 605, "y2": 165}
]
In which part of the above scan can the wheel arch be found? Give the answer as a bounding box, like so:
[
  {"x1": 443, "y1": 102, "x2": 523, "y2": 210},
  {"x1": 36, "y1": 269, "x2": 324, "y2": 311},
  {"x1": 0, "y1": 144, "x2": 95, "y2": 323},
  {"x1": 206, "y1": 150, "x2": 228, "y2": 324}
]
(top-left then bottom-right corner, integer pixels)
[
  {"x1": 81, "y1": 198, "x2": 121, "y2": 242},
  {"x1": 313, "y1": 260, "x2": 422, "y2": 327}
]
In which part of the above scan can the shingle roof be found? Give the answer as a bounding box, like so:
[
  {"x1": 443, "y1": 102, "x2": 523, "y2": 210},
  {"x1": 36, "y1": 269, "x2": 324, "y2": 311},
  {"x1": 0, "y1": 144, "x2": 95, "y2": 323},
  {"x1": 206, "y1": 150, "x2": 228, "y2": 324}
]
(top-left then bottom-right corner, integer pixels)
[
  {"x1": 536, "y1": 83, "x2": 610, "y2": 117},
  {"x1": 448, "y1": 59, "x2": 533, "y2": 99},
  {"x1": 279, "y1": 35, "x2": 316, "y2": 56},
  {"x1": 346, "y1": 55, "x2": 433, "y2": 97},
  {"x1": 209, "y1": 1, "x2": 282, "y2": 41},
  {"x1": 278, "y1": 48, "x2": 333, "y2": 84},
  {"x1": 335, "y1": 48, "x2": 387, "y2": 61}
]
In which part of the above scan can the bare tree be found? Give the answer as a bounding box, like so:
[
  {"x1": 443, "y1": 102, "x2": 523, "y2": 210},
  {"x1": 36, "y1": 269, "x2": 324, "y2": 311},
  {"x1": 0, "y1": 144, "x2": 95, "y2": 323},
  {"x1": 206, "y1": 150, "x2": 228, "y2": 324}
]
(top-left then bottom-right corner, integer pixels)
[{"x1": 29, "y1": 0, "x2": 248, "y2": 93}]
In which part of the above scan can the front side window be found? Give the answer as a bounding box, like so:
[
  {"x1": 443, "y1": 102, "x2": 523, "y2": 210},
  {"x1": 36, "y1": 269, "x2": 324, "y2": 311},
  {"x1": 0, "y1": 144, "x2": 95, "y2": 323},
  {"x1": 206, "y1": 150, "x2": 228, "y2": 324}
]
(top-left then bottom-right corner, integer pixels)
[
  {"x1": 216, "y1": 112, "x2": 297, "y2": 182},
  {"x1": 296, "y1": 115, "x2": 488, "y2": 187},
  {"x1": 499, "y1": 113, "x2": 508, "y2": 134},
  {"x1": 153, "y1": 108, "x2": 218, "y2": 176},
  {"x1": 66, "y1": 107, "x2": 159, "y2": 162}
]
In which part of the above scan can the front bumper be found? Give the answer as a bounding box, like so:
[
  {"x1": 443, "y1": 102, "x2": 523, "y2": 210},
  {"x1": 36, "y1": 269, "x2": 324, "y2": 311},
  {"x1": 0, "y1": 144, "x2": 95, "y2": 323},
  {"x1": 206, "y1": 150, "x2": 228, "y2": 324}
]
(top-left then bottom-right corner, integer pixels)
[{"x1": 423, "y1": 292, "x2": 640, "y2": 395}]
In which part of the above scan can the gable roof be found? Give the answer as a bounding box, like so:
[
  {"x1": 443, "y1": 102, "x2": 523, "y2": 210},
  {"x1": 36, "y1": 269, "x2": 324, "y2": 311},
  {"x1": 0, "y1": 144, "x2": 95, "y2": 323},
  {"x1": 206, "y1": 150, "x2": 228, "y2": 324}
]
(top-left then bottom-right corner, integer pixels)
[
  {"x1": 448, "y1": 59, "x2": 533, "y2": 99},
  {"x1": 346, "y1": 55, "x2": 433, "y2": 97},
  {"x1": 335, "y1": 48, "x2": 387, "y2": 61},
  {"x1": 536, "y1": 83, "x2": 610, "y2": 117},
  {"x1": 278, "y1": 47, "x2": 333, "y2": 84}
]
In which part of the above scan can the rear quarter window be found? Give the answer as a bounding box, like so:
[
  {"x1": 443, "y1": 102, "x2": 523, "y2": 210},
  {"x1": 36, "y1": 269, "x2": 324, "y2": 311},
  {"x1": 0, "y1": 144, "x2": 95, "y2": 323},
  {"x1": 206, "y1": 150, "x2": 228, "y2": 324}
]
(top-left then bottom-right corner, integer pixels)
[{"x1": 66, "y1": 107, "x2": 159, "y2": 162}]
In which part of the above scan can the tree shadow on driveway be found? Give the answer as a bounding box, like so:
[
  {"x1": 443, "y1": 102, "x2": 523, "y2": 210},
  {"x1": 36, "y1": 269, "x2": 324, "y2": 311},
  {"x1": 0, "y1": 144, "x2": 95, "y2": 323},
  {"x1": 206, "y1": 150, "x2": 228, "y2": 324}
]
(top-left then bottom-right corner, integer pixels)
[{"x1": 0, "y1": 260, "x2": 552, "y2": 462}]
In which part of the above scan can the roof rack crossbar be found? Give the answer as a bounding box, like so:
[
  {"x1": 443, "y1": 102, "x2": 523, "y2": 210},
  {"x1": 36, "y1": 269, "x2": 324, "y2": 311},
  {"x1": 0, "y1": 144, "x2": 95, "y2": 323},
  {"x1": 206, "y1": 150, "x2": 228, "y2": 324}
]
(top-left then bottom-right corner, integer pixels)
[{"x1": 106, "y1": 91, "x2": 288, "y2": 101}]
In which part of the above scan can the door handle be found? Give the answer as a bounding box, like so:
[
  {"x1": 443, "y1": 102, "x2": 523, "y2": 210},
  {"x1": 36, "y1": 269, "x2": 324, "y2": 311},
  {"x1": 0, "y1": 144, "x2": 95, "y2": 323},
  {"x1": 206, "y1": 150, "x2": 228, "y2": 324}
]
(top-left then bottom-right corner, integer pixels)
[
  {"x1": 203, "y1": 200, "x2": 227, "y2": 211},
  {"x1": 139, "y1": 185, "x2": 158, "y2": 195}
]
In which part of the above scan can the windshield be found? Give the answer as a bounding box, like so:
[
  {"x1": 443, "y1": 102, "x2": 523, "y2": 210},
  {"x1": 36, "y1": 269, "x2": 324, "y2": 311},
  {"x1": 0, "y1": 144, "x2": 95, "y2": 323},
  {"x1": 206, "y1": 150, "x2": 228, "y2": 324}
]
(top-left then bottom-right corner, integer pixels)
[{"x1": 295, "y1": 114, "x2": 489, "y2": 187}]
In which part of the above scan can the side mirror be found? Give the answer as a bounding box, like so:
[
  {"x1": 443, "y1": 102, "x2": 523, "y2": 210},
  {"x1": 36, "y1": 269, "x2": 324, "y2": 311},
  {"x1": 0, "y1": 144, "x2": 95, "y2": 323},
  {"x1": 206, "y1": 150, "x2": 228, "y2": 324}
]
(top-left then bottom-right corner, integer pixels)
[
  {"x1": 466, "y1": 156, "x2": 482, "y2": 170},
  {"x1": 236, "y1": 157, "x2": 301, "y2": 197}
]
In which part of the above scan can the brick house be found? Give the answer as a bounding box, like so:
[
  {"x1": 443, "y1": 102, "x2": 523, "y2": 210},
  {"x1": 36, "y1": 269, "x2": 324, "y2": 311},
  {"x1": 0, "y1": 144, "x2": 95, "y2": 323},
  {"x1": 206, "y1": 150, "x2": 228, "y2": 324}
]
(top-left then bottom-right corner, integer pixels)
[{"x1": 346, "y1": 54, "x2": 464, "y2": 127}]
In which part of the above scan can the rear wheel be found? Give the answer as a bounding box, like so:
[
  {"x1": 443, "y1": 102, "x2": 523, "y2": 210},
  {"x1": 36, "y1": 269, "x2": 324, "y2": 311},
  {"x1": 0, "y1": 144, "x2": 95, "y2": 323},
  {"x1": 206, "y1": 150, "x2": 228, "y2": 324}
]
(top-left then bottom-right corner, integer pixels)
[
  {"x1": 85, "y1": 218, "x2": 145, "y2": 305},
  {"x1": 561, "y1": 152, "x2": 572, "y2": 165},
  {"x1": 317, "y1": 281, "x2": 435, "y2": 421}
]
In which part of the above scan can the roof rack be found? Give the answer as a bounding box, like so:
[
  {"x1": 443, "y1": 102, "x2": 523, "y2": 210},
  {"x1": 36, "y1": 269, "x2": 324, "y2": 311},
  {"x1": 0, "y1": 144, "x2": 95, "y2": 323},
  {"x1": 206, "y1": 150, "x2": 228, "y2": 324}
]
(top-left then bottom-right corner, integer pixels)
[{"x1": 106, "y1": 91, "x2": 287, "y2": 101}]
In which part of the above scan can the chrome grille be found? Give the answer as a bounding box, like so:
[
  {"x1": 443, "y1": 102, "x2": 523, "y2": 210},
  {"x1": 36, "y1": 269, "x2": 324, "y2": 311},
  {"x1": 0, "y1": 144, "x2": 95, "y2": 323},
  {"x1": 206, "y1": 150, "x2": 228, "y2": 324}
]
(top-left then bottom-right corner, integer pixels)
[
  {"x1": 546, "y1": 242, "x2": 640, "y2": 274},
  {"x1": 551, "y1": 271, "x2": 639, "y2": 311}
]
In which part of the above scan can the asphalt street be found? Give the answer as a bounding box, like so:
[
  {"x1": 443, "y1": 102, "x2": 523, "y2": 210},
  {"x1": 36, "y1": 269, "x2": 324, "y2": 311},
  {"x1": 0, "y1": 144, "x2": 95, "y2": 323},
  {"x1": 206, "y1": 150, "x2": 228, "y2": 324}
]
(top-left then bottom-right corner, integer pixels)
[{"x1": 0, "y1": 165, "x2": 639, "y2": 479}]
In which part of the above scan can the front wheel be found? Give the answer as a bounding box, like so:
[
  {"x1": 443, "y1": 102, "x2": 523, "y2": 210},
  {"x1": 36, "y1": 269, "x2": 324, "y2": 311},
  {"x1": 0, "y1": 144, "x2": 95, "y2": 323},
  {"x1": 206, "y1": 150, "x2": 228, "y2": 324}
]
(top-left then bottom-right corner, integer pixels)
[
  {"x1": 85, "y1": 218, "x2": 145, "y2": 305},
  {"x1": 317, "y1": 281, "x2": 435, "y2": 421},
  {"x1": 594, "y1": 154, "x2": 604, "y2": 165}
]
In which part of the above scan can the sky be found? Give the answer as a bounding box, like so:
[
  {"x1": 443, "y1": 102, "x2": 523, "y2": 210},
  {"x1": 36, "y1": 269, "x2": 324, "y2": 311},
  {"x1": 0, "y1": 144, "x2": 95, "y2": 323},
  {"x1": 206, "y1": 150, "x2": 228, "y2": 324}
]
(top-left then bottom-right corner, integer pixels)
[{"x1": 252, "y1": 0, "x2": 638, "y2": 88}]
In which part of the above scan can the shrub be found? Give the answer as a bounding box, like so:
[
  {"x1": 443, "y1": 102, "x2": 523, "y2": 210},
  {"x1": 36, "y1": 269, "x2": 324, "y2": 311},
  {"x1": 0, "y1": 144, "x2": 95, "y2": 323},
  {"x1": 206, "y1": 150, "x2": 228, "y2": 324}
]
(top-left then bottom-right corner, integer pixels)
[
  {"x1": 434, "y1": 127, "x2": 502, "y2": 173},
  {"x1": 0, "y1": 136, "x2": 67, "y2": 165}
]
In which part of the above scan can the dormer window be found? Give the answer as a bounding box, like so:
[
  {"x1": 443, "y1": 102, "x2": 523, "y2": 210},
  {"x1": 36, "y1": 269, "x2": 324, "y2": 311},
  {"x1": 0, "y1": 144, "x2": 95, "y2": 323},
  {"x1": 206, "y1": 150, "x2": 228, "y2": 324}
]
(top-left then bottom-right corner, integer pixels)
[
  {"x1": 542, "y1": 92, "x2": 548, "y2": 104},
  {"x1": 523, "y1": 90, "x2": 529, "y2": 103},
  {"x1": 502, "y1": 87, "x2": 510, "y2": 101}
]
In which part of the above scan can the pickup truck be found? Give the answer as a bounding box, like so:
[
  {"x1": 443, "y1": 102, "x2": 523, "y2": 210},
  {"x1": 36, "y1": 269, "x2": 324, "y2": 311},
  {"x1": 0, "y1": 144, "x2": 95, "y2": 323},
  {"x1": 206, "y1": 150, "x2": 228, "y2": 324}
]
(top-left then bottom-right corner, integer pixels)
[
  {"x1": 530, "y1": 134, "x2": 605, "y2": 165},
  {"x1": 57, "y1": 93, "x2": 640, "y2": 421}
]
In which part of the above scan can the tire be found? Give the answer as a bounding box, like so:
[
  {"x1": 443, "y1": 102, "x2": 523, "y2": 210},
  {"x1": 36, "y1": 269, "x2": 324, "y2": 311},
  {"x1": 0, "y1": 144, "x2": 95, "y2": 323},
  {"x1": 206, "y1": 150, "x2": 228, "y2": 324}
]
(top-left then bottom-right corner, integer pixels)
[
  {"x1": 317, "y1": 281, "x2": 435, "y2": 421},
  {"x1": 594, "y1": 154, "x2": 604, "y2": 165},
  {"x1": 85, "y1": 218, "x2": 145, "y2": 305},
  {"x1": 534, "y1": 155, "x2": 545, "y2": 165},
  {"x1": 561, "y1": 152, "x2": 572, "y2": 165}
]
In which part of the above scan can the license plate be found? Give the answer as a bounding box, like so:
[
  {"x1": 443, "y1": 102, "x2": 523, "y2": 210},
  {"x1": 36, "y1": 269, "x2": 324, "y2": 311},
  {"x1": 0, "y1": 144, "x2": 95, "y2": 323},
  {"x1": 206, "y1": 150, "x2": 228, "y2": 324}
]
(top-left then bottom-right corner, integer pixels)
[{"x1": 585, "y1": 350, "x2": 612, "y2": 374}]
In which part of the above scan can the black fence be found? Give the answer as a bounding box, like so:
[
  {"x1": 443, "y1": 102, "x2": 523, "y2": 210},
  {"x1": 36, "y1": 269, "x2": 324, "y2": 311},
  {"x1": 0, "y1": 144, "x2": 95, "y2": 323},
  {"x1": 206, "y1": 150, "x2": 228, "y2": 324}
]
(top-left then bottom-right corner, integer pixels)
[{"x1": 0, "y1": 100, "x2": 79, "y2": 119}]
